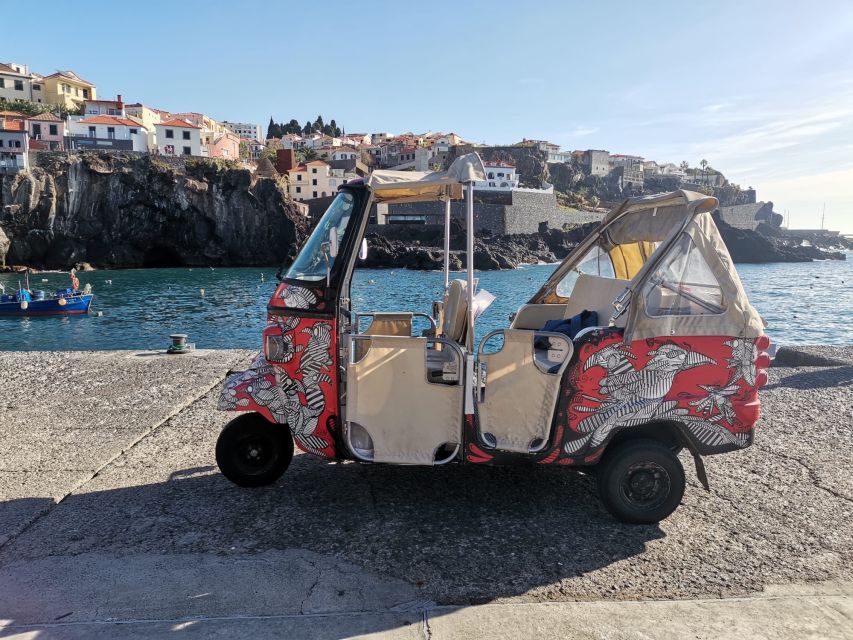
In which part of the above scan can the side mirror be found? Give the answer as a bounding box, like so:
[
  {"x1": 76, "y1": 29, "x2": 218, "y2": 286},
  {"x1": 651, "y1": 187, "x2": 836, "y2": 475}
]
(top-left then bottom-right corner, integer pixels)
[
  {"x1": 359, "y1": 238, "x2": 368, "y2": 260},
  {"x1": 328, "y1": 228, "x2": 339, "y2": 258}
]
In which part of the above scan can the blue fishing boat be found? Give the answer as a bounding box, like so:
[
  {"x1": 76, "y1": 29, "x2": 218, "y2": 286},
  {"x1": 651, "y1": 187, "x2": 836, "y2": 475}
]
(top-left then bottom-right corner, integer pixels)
[{"x1": 0, "y1": 271, "x2": 93, "y2": 317}]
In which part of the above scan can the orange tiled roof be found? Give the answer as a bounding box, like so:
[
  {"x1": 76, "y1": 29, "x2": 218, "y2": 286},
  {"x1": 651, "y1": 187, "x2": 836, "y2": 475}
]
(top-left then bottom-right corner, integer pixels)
[
  {"x1": 157, "y1": 118, "x2": 201, "y2": 129},
  {"x1": 0, "y1": 119, "x2": 26, "y2": 132},
  {"x1": 79, "y1": 115, "x2": 143, "y2": 128},
  {"x1": 27, "y1": 112, "x2": 63, "y2": 122}
]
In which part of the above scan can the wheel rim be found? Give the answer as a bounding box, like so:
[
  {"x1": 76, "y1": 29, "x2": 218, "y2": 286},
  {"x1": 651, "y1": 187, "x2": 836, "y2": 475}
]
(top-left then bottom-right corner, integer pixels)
[
  {"x1": 619, "y1": 461, "x2": 671, "y2": 511},
  {"x1": 234, "y1": 434, "x2": 278, "y2": 475}
]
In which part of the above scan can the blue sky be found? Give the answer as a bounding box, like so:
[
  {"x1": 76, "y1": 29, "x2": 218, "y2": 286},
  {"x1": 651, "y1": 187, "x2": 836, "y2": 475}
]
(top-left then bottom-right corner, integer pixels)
[{"x1": 5, "y1": 0, "x2": 852, "y2": 231}]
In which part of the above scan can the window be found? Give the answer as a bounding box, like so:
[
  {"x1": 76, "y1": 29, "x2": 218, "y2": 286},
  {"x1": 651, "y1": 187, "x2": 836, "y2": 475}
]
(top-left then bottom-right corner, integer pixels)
[
  {"x1": 129, "y1": 128, "x2": 137, "y2": 135},
  {"x1": 14, "y1": 140, "x2": 21, "y2": 148},
  {"x1": 88, "y1": 126, "x2": 96, "y2": 138},
  {"x1": 33, "y1": 83, "x2": 41, "y2": 90},
  {"x1": 0, "y1": 79, "x2": 4, "y2": 87},
  {"x1": 311, "y1": 167, "x2": 317, "y2": 173},
  {"x1": 182, "y1": 131, "x2": 190, "y2": 140},
  {"x1": 182, "y1": 146, "x2": 191, "y2": 156},
  {"x1": 165, "y1": 129, "x2": 174, "y2": 139},
  {"x1": 312, "y1": 179, "x2": 317, "y2": 185},
  {"x1": 313, "y1": 191, "x2": 318, "y2": 197},
  {"x1": 643, "y1": 234, "x2": 725, "y2": 316},
  {"x1": 556, "y1": 244, "x2": 616, "y2": 298},
  {"x1": 32, "y1": 124, "x2": 42, "y2": 137},
  {"x1": 296, "y1": 186, "x2": 301, "y2": 193},
  {"x1": 107, "y1": 127, "x2": 115, "y2": 139},
  {"x1": 49, "y1": 124, "x2": 57, "y2": 136},
  {"x1": 0, "y1": 140, "x2": 3, "y2": 147},
  {"x1": 14, "y1": 80, "x2": 23, "y2": 91}
]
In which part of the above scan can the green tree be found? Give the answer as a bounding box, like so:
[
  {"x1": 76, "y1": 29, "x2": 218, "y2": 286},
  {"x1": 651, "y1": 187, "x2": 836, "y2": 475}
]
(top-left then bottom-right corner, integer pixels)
[
  {"x1": 329, "y1": 119, "x2": 340, "y2": 137},
  {"x1": 303, "y1": 121, "x2": 312, "y2": 135},
  {"x1": 313, "y1": 115, "x2": 324, "y2": 132},
  {"x1": 266, "y1": 117, "x2": 277, "y2": 139},
  {"x1": 239, "y1": 140, "x2": 249, "y2": 160}
]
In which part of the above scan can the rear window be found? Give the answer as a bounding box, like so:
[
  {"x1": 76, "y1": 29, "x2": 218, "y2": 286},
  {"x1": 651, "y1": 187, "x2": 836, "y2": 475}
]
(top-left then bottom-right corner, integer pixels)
[
  {"x1": 556, "y1": 244, "x2": 615, "y2": 298},
  {"x1": 644, "y1": 234, "x2": 726, "y2": 316}
]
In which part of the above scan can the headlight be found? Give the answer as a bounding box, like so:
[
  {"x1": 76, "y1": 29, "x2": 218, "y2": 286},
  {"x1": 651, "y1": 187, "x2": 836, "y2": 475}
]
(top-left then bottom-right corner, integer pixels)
[{"x1": 264, "y1": 330, "x2": 295, "y2": 363}]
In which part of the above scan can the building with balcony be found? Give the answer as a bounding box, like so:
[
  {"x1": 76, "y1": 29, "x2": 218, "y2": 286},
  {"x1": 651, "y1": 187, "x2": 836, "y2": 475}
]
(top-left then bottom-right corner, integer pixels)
[
  {"x1": 473, "y1": 160, "x2": 519, "y2": 191},
  {"x1": 42, "y1": 70, "x2": 96, "y2": 110},
  {"x1": 287, "y1": 159, "x2": 355, "y2": 201},
  {"x1": 67, "y1": 116, "x2": 150, "y2": 152},
  {"x1": 222, "y1": 121, "x2": 262, "y2": 141},
  {"x1": 83, "y1": 95, "x2": 126, "y2": 117},
  {"x1": 0, "y1": 117, "x2": 29, "y2": 173},
  {"x1": 155, "y1": 118, "x2": 203, "y2": 156}
]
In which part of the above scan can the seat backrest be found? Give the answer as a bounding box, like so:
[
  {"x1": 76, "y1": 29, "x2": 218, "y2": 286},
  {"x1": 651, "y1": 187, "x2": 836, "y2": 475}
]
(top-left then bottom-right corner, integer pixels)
[
  {"x1": 440, "y1": 279, "x2": 468, "y2": 343},
  {"x1": 563, "y1": 274, "x2": 631, "y2": 327}
]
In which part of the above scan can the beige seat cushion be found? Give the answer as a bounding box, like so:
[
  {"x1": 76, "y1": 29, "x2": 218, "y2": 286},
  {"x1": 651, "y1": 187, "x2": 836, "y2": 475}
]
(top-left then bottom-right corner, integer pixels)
[
  {"x1": 362, "y1": 312, "x2": 413, "y2": 337},
  {"x1": 563, "y1": 274, "x2": 631, "y2": 326},
  {"x1": 510, "y1": 304, "x2": 569, "y2": 330},
  {"x1": 440, "y1": 279, "x2": 468, "y2": 343},
  {"x1": 477, "y1": 330, "x2": 563, "y2": 453},
  {"x1": 348, "y1": 336, "x2": 463, "y2": 465}
]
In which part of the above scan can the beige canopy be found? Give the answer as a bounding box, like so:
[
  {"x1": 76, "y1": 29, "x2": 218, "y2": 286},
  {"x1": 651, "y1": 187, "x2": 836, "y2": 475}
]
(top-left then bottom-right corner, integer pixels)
[
  {"x1": 367, "y1": 153, "x2": 486, "y2": 203},
  {"x1": 534, "y1": 190, "x2": 764, "y2": 341}
]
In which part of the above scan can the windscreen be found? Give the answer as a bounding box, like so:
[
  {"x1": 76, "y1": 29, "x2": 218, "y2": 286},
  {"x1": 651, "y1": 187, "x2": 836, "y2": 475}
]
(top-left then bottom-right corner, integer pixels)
[{"x1": 285, "y1": 191, "x2": 355, "y2": 282}]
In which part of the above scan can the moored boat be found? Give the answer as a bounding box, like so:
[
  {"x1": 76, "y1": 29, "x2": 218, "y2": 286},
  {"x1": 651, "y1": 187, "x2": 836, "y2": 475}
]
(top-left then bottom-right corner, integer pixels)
[{"x1": 0, "y1": 270, "x2": 93, "y2": 317}]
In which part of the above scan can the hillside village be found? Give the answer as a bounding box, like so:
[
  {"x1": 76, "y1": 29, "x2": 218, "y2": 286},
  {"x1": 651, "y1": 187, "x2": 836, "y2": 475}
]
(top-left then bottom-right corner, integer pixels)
[{"x1": 0, "y1": 60, "x2": 842, "y2": 240}]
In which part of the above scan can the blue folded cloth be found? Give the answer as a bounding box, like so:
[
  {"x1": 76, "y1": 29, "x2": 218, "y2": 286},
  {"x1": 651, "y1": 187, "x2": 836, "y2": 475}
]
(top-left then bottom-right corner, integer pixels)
[{"x1": 536, "y1": 310, "x2": 598, "y2": 346}]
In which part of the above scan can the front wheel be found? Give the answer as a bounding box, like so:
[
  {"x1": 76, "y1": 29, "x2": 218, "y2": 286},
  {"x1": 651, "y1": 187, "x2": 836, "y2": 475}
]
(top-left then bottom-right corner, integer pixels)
[
  {"x1": 596, "y1": 438, "x2": 685, "y2": 524},
  {"x1": 216, "y1": 413, "x2": 294, "y2": 487}
]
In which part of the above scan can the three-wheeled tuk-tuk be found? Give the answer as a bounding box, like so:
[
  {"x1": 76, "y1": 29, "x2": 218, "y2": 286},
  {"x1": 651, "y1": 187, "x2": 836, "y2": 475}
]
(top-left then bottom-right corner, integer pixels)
[{"x1": 217, "y1": 153, "x2": 770, "y2": 523}]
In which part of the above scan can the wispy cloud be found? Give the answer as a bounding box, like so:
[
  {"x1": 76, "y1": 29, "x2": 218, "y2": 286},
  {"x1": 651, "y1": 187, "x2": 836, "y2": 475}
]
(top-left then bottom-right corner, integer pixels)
[{"x1": 569, "y1": 126, "x2": 598, "y2": 137}]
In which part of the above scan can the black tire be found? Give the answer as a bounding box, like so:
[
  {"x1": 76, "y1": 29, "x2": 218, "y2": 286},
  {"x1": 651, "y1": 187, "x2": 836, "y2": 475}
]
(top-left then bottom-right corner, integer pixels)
[
  {"x1": 596, "y1": 438, "x2": 685, "y2": 524},
  {"x1": 216, "y1": 413, "x2": 294, "y2": 487}
]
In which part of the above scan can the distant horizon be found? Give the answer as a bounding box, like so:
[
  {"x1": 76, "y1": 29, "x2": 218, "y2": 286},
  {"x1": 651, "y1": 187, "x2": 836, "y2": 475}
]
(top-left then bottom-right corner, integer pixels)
[{"x1": 4, "y1": 0, "x2": 852, "y2": 233}]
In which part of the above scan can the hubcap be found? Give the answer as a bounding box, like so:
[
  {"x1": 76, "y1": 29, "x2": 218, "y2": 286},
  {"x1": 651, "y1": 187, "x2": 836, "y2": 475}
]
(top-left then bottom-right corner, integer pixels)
[
  {"x1": 620, "y1": 461, "x2": 671, "y2": 510},
  {"x1": 237, "y1": 436, "x2": 274, "y2": 472}
]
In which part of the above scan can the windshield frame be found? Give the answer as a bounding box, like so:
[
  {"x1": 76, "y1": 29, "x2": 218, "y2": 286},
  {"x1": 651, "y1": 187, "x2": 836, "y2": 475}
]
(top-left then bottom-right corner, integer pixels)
[{"x1": 284, "y1": 190, "x2": 360, "y2": 284}]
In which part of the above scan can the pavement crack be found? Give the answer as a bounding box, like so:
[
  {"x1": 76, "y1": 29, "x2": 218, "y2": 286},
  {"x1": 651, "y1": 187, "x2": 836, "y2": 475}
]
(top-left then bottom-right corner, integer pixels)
[
  {"x1": 299, "y1": 559, "x2": 321, "y2": 615},
  {"x1": 422, "y1": 609, "x2": 433, "y2": 639},
  {"x1": 753, "y1": 443, "x2": 853, "y2": 505}
]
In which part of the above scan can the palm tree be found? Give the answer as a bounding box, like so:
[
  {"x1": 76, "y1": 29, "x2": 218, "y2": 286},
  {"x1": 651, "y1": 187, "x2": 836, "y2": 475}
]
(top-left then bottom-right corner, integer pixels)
[{"x1": 700, "y1": 159, "x2": 708, "y2": 184}]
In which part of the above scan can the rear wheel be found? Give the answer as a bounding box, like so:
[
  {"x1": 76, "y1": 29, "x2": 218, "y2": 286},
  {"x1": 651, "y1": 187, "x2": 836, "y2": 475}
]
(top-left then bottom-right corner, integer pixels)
[
  {"x1": 216, "y1": 413, "x2": 294, "y2": 487},
  {"x1": 596, "y1": 438, "x2": 685, "y2": 524}
]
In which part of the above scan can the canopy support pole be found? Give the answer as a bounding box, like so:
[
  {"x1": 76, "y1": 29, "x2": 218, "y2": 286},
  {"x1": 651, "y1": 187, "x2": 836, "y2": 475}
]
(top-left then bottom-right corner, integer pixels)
[
  {"x1": 464, "y1": 181, "x2": 475, "y2": 415},
  {"x1": 443, "y1": 197, "x2": 451, "y2": 291}
]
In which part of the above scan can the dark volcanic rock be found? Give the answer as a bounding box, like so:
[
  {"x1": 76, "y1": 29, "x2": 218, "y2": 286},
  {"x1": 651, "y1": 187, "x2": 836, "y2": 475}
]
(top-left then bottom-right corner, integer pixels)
[
  {"x1": 0, "y1": 152, "x2": 307, "y2": 269},
  {"x1": 716, "y1": 219, "x2": 847, "y2": 263}
]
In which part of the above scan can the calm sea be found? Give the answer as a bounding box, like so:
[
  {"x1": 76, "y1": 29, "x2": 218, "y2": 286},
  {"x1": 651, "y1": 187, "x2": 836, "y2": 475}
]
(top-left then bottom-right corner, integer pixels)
[{"x1": 1, "y1": 255, "x2": 850, "y2": 351}]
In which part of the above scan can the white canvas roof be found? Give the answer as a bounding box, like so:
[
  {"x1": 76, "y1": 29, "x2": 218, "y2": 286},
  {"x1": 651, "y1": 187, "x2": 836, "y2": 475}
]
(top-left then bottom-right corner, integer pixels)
[{"x1": 367, "y1": 153, "x2": 486, "y2": 203}]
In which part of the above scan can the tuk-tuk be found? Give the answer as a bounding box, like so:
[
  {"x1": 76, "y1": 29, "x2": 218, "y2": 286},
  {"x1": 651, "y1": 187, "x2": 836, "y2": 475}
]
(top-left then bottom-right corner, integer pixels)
[{"x1": 217, "y1": 153, "x2": 770, "y2": 524}]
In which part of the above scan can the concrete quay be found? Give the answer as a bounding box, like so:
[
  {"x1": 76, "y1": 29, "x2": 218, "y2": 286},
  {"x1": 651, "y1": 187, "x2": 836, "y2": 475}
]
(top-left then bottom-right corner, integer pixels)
[{"x1": 0, "y1": 347, "x2": 851, "y2": 639}]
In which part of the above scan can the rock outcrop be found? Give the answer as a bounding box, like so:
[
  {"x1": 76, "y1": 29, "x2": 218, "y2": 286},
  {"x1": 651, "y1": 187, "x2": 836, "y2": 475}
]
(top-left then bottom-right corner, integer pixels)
[{"x1": 0, "y1": 152, "x2": 307, "y2": 269}]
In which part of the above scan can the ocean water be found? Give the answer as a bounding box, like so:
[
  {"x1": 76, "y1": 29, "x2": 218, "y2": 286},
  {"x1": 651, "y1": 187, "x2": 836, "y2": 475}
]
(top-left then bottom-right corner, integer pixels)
[{"x1": 0, "y1": 255, "x2": 850, "y2": 351}]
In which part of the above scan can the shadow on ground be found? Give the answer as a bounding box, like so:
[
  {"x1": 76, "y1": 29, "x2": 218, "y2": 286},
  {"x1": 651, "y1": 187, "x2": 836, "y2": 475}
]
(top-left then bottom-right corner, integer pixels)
[
  {"x1": 0, "y1": 458, "x2": 664, "y2": 638},
  {"x1": 765, "y1": 365, "x2": 853, "y2": 390}
]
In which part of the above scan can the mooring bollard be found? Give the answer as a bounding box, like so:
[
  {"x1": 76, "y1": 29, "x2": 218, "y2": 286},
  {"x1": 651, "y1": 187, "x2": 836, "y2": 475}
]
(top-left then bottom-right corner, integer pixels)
[{"x1": 167, "y1": 333, "x2": 192, "y2": 355}]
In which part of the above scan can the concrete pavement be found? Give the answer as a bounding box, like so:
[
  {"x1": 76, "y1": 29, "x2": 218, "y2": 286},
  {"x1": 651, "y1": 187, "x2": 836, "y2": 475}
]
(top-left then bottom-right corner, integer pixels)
[{"x1": 0, "y1": 347, "x2": 851, "y2": 638}]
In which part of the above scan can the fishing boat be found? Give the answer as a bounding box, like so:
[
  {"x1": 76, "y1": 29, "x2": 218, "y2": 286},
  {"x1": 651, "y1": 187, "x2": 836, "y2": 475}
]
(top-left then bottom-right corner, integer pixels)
[{"x1": 0, "y1": 270, "x2": 93, "y2": 317}]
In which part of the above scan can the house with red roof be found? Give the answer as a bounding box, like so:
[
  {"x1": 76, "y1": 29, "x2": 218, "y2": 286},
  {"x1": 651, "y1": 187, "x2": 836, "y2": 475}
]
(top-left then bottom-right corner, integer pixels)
[
  {"x1": 67, "y1": 115, "x2": 149, "y2": 152},
  {"x1": 286, "y1": 159, "x2": 356, "y2": 201},
  {"x1": 26, "y1": 112, "x2": 65, "y2": 150},
  {"x1": 154, "y1": 118, "x2": 202, "y2": 157},
  {"x1": 0, "y1": 115, "x2": 29, "y2": 173}
]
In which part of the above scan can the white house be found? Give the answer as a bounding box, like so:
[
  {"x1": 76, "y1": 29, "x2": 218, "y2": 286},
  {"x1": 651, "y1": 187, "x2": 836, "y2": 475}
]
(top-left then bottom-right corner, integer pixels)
[
  {"x1": 474, "y1": 161, "x2": 519, "y2": 190},
  {"x1": 155, "y1": 118, "x2": 203, "y2": 156},
  {"x1": 222, "y1": 121, "x2": 262, "y2": 141},
  {"x1": 82, "y1": 96, "x2": 126, "y2": 117},
  {"x1": 331, "y1": 147, "x2": 358, "y2": 161},
  {"x1": 287, "y1": 159, "x2": 355, "y2": 201},
  {"x1": 67, "y1": 116, "x2": 150, "y2": 152},
  {"x1": 0, "y1": 116, "x2": 29, "y2": 173}
]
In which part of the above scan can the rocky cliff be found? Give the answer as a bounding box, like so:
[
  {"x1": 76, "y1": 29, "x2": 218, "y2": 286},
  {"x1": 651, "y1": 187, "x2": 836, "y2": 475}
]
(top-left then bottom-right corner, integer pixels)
[{"x1": 0, "y1": 152, "x2": 307, "y2": 269}]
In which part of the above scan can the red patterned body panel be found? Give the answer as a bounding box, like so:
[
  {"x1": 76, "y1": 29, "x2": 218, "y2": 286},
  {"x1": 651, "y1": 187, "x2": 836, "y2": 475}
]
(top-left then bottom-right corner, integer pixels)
[
  {"x1": 465, "y1": 330, "x2": 769, "y2": 466},
  {"x1": 218, "y1": 280, "x2": 340, "y2": 459}
]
